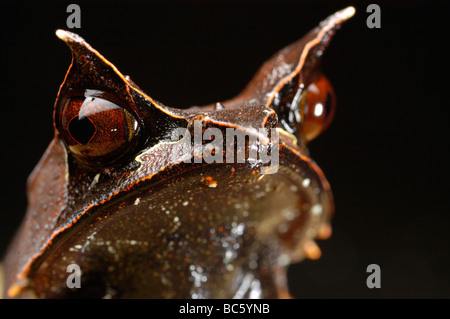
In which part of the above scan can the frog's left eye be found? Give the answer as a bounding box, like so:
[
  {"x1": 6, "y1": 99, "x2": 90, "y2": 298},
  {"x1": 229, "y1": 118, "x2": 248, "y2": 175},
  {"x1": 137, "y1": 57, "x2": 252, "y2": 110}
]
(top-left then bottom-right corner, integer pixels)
[
  {"x1": 59, "y1": 94, "x2": 138, "y2": 166},
  {"x1": 299, "y1": 73, "x2": 336, "y2": 142}
]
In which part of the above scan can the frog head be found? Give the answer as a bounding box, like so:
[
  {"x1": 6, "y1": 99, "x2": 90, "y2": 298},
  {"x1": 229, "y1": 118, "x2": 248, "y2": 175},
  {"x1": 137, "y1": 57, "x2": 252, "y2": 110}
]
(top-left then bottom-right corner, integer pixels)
[{"x1": 3, "y1": 7, "x2": 354, "y2": 298}]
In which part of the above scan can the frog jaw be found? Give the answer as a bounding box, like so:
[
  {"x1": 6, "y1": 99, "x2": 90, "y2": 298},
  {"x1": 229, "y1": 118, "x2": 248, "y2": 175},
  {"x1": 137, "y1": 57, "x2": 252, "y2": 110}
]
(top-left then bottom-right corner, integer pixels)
[{"x1": 13, "y1": 151, "x2": 332, "y2": 298}]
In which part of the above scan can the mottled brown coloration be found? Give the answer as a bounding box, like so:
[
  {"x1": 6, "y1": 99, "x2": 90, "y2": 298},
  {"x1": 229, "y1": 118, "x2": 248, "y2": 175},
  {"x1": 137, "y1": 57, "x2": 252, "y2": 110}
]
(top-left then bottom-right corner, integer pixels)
[{"x1": 2, "y1": 7, "x2": 354, "y2": 298}]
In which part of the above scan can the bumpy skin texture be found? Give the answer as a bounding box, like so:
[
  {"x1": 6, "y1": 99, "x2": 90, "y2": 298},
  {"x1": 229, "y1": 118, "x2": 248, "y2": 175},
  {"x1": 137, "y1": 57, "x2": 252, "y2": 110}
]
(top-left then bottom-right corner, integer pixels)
[{"x1": 3, "y1": 8, "x2": 354, "y2": 298}]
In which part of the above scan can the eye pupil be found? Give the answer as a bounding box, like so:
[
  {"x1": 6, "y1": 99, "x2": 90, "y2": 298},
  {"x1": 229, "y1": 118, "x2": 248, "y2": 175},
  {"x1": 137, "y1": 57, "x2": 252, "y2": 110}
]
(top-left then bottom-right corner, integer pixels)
[{"x1": 68, "y1": 116, "x2": 96, "y2": 145}]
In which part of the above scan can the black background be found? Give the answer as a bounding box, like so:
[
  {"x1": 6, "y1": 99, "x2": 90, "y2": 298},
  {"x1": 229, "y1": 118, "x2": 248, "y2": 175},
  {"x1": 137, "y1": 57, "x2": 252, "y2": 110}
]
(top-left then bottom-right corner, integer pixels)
[{"x1": 1, "y1": 1, "x2": 449, "y2": 298}]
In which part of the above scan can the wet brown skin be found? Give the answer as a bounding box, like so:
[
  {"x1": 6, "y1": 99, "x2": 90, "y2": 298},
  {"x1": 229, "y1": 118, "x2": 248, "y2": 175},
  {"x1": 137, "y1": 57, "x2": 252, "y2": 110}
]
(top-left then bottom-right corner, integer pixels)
[{"x1": 2, "y1": 7, "x2": 354, "y2": 298}]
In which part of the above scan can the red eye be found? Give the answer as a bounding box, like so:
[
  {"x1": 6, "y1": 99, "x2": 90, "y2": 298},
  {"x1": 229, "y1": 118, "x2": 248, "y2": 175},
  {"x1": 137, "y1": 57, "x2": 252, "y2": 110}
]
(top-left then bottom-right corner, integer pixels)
[
  {"x1": 59, "y1": 94, "x2": 138, "y2": 165},
  {"x1": 301, "y1": 73, "x2": 336, "y2": 142}
]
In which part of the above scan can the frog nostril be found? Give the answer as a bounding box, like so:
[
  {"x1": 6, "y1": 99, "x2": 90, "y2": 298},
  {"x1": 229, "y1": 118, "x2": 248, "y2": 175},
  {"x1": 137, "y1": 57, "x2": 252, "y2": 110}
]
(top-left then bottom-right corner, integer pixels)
[{"x1": 68, "y1": 116, "x2": 96, "y2": 145}]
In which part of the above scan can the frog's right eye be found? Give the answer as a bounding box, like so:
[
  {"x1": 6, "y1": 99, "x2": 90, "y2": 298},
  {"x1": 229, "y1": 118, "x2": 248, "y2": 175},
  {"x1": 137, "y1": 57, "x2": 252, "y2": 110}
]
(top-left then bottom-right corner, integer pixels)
[{"x1": 58, "y1": 91, "x2": 139, "y2": 166}]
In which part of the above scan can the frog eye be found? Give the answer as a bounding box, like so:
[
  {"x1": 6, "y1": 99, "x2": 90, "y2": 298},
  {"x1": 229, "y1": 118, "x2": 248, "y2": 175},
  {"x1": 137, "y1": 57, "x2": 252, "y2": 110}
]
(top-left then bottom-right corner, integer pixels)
[
  {"x1": 300, "y1": 73, "x2": 336, "y2": 142},
  {"x1": 59, "y1": 93, "x2": 139, "y2": 166}
]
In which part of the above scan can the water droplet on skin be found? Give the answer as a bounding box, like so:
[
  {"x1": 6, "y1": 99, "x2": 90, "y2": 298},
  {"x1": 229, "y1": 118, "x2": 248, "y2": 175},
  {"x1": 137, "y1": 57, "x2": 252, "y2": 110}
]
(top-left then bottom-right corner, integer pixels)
[
  {"x1": 311, "y1": 204, "x2": 323, "y2": 216},
  {"x1": 302, "y1": 178, "x2": 311, "y2": 188}
]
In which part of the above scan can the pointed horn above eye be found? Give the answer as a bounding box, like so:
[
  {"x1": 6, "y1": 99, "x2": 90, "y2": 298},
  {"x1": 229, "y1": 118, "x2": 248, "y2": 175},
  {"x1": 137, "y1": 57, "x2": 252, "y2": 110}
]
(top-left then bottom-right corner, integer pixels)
[
  {"x1": 265, "y1": 6, "x2": 355, "y2": 108},
  {"x1": 54, "y1": 29, "x2": 146, "y2": 119},
  {"x1": 54, "y1": 29, "x2": 185, "y2": 117},
  {"x1": 55, "y1": 29, "x2": 154, "y2": 105},
  {"x1": 55, "y1": 29, "x2": 74, "y2": 42},
  {"x1": 53, "y1": 30, "x2": 187, "y2": 150},
  {"x1": 226, "y1": 7, "x2": 355, "y2": 109},
  {"x1": 55, "y1": 29, "x2": 126, "y2": 78}
]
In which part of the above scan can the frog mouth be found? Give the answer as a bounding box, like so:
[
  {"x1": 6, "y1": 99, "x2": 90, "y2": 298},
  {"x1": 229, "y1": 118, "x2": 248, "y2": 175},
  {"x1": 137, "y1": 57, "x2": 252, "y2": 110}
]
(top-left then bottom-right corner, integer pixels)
[{"x1": 4, "y1": 138, "x2": 333, "y2": 298}]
